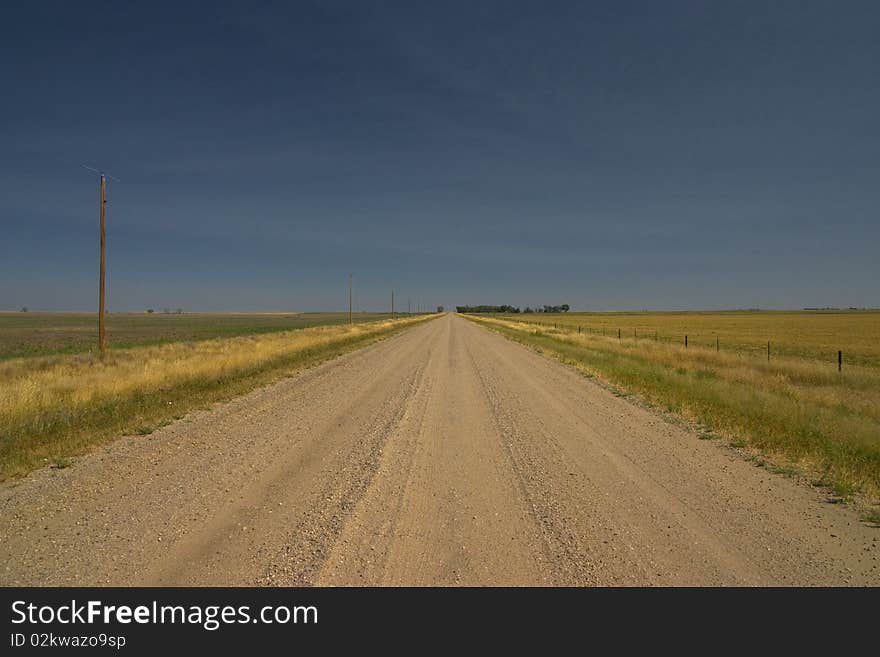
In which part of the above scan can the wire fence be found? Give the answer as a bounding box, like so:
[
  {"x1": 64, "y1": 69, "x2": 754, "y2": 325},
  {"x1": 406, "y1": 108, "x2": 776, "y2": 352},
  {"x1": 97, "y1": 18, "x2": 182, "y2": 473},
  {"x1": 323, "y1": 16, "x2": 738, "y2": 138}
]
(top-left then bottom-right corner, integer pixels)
[{"x1": 501, "y1": 317, "x2": 848, "y2": 371}]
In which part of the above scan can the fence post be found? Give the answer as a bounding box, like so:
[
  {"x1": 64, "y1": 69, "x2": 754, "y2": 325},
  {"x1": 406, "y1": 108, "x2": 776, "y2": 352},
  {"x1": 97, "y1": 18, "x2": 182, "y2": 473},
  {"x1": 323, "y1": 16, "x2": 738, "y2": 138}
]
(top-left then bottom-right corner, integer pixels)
[
  {"x1": 716, "y1": 336, "x2": 719, "y2": 352},
  {"x1": 838, "y1": 350, "x2": 842, "y2": 372},
  {"x1": 618, "y1": 328, "x2": 621, "y2": 340},
  {"x1": 685, "y1": 335, "x2": 688, "y2": 348},
  {"x1": 767, "y1": 341, "x2": 770, "y2": 362}
]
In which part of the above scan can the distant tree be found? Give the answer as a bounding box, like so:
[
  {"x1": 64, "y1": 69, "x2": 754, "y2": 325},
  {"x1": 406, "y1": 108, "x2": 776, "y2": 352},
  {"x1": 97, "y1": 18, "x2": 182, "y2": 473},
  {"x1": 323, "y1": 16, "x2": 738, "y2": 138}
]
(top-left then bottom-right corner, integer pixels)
[
  {"x1": 437, "y1": 306, "x2": 444, "y2": 313},
  {"x1": 455, "y1": 304, "x2": 521, "y2": 314},
  {"x1": 20, "y1": 306, "x2": 28, "y2": 312},
  {"x1": 146, "y1": 308, "x2": 154, "y2": 314}
]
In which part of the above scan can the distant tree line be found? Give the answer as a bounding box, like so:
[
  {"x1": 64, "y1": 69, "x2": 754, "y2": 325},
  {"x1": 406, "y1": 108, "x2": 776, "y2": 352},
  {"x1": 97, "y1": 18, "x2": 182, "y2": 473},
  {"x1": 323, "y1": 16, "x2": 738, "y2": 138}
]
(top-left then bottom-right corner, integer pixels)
[
  {"x1": 456, "y1": 305, "x2": 520, "y2": 313},
  {"x1": 456, "y1": 304, "x2": 570, "y2": 314},
  {"x1": 526, "y1": 304, "x2": 570, "y2": 313}
]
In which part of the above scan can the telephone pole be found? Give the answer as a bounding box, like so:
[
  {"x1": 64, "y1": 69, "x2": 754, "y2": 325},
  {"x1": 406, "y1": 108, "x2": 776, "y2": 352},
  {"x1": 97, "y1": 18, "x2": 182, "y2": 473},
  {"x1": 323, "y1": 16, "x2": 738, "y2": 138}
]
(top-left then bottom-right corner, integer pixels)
[
  {"x1": 84, "y1": 165, "x2": 117, "y2": 357},
  {"x1": 391, "y1": 290, "x2": 395, "y2": 319},
  {"x1": 98, "y1": 174, "x2": 106, "y2": 355},
  {"x1": 349, "y1": 274, "x2": 353, "y2": 325}
]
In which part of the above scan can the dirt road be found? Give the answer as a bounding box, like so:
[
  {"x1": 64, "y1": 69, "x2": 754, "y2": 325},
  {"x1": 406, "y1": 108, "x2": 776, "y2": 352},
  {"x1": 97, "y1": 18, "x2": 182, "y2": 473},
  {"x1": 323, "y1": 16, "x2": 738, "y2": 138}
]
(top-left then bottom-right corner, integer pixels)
[{"x1": 1, "y1": 314, "x2": 877, "y2": 585}]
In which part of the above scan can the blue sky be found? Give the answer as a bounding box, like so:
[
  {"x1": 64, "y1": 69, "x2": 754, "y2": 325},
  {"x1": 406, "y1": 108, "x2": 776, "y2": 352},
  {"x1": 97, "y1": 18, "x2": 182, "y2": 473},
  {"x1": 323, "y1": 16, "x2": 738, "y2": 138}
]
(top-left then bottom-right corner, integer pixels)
[{"x1": 2, "y1": 1, "x2": 878, "y2": 311}]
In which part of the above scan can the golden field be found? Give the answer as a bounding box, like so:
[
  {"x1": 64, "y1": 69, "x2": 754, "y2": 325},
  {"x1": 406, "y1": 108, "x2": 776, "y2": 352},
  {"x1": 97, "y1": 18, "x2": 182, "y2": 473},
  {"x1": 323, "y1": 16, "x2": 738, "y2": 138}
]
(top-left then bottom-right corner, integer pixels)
[
  {"x1": 466, "y1": 312, "x2": 880, "y2": 510},
  {"x1": 0, "y1": 315, "x2": 431, "y2": 479},
  {"x1": 506, "y1": 311, "x2": 880, "y2": 367}
]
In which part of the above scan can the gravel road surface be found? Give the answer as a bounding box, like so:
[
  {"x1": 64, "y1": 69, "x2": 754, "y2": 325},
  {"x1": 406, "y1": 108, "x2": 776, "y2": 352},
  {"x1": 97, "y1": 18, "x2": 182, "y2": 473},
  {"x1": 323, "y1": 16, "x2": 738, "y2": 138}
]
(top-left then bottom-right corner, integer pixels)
[{"x1": 1, "y1": 313, "x2": 876, "y2": 585}]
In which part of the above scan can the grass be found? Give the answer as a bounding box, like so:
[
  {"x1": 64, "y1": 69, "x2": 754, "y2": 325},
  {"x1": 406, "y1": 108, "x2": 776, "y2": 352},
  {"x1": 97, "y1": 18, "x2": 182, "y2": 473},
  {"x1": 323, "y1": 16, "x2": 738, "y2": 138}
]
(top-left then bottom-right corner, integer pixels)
[
  {"x1": 501, "y1": 310, "x2": 880, "y2": 367},
  {"x1": 767, "y1": 464, "x2": 800, "y2": 478},
  {"x1": 465, "y1": 313, "x2": 880, "y2": 505},
  {"x1": 0, "y1": 315, "x2": 433, "y2": 480},
  {"x1": 0, "y1": 311, "x2": 399, "y2": 361}
]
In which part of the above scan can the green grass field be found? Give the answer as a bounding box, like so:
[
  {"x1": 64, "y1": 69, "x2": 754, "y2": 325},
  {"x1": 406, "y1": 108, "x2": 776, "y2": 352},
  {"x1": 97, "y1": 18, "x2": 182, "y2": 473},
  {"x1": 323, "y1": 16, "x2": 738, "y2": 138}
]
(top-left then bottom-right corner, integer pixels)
[
  {"x1": 0, "y1": 311, "x2": 395, "y2": 360},
  {"x1": 466, "y1": 311, "x2": 880, "y2": 508}
]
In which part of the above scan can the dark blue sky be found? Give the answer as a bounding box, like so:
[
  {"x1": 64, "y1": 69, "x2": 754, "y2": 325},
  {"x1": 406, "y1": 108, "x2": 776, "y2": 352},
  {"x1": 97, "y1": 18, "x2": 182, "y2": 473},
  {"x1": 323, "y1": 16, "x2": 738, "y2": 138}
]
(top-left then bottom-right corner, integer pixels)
[{"x1": 2, "y1": 1, "x2": 878, "y2": 311}]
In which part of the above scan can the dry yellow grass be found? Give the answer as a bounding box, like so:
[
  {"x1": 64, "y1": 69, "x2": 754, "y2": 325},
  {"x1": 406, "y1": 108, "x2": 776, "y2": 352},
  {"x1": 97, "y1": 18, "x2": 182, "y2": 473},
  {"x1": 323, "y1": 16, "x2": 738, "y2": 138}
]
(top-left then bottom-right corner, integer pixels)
[
  {"x1": 0, "y1": 315, "x2": 432, "y2": 479},
  {"x1": 468, "y1": 314, "x2": 880, "y2": 505},
  {"x1": 509, "y1": 310, "x2": 880, "y2": 366}
]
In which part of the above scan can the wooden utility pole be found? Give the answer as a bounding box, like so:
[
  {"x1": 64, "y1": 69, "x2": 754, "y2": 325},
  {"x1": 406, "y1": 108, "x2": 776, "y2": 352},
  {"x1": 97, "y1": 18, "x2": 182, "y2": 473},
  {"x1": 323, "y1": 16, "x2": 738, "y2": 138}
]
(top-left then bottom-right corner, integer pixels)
[
  {"x1": 408, "y1": 298, "x2": 411, "y2": 315},
  {"x1": 349, "y1": 274, "x2": 353, "y2": 325},
  {"x1": 391, "y1": 290, "x2": 395, "y2": 318},
  {"x1": 98, "y1": 174, "x2": 107, "y2": 356},
  {"x1": 84, "y1": 165, "x2": 117, "y2": 357}
]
